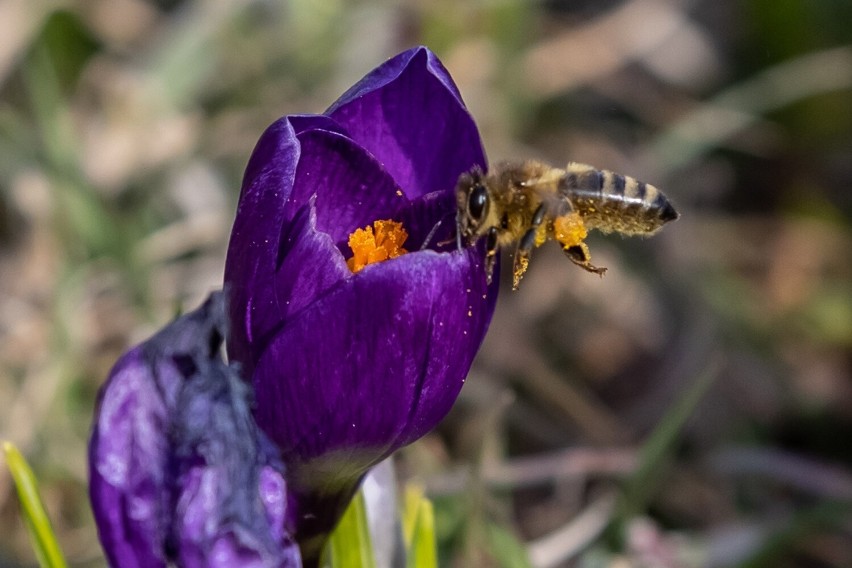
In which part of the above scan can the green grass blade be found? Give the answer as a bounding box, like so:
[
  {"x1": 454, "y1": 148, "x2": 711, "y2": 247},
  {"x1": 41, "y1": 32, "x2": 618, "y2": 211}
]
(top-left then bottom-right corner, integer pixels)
[
  {"x1": 2, "y1": 442, "x2": 68, "y2": 568},
  {"x1": 404, "y1": 487, "x2": 437, "y2": 568},
  {"x1": 327, "y1": 489, "x2": 377, "y2": 568},
  {"x1": 486, "y1": 522, "x2": 532, "y2": 568},
  {"x1": 401, "y1": 485, "x2": 423, "y2": 548},
  {"x1": 649, "y1": 47, "x2": 852, "y2": 173},
  {"x1": 614, "y1": 357, "x2": 721, "y2": 527}
]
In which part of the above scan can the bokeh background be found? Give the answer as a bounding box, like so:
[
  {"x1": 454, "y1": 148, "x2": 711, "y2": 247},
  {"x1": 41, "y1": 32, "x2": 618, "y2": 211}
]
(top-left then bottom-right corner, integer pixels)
[{"x1": 1, "y1": 0, "x2": 850, "y2": 566}]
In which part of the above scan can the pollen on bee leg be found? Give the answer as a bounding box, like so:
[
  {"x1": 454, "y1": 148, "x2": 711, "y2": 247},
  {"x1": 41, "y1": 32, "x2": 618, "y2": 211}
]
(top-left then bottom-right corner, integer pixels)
[
  {"x1": 512, "y1": 256, "x2": 530, "y2": 291},
  {"x1": 347, "y1": 219, "x2": 409, "y2": 273},
  {"x1": 556, "y1": 213, "x2": 607, "y2": 276},
  {"x1": 534, "y1": 223, "x2": 548, "y2": 247},
  {"x1": 553, "y1": 212, "x2": 588, "y2": 249}
]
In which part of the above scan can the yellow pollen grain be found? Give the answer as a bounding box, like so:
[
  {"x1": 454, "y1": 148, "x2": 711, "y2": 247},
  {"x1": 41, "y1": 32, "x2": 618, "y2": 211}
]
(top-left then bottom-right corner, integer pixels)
[
  {"x1": 347, "y1": 219, "x2": 409, "y2": 273},
  {"x1": 512, "y1": 256, "x2": 530, "y2": 290},
  {"x1": 553, "y1": 212, "x2": 589, "y2": 249}
]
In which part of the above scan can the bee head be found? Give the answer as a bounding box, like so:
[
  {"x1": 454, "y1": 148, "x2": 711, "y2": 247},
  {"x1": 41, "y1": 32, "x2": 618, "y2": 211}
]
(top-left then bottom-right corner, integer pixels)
[{"x1": 455, "y1": 167, "x2": 490, "y2": 243}]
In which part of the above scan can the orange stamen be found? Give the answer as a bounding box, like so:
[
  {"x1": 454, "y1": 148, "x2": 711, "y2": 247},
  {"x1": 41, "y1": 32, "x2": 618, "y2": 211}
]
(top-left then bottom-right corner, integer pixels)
[{"x1": 347, "y1": 219, "x2": 409, "y2": 273}]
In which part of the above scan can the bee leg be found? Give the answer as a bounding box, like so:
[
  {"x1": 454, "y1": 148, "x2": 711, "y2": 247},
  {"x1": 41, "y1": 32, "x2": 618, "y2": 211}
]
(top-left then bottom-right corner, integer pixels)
[
  {"x1": 511, "y1": 205, "x2": 545, "y2": 290},
  {"x1": 484, "y1": 227, "x2": 499, "y2": 284},
  {"x1": 511, "y1": 231, "x2": 535, "y2": 290},
  {"x1": 563, "y1": 243, "x2": 607, "y2": 277},
  {"x1": 530, "y1": 203, "x2": 546, "y2": 228}
]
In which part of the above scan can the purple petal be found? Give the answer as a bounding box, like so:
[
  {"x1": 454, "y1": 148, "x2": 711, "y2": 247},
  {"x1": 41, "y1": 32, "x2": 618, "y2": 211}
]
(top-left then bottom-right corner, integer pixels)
[
  {"x1": 90, "y1": 295, "x2": 302, "y2": 567},
  {"x1": 327, "y1": 47, "x2": 486, "y2": 200},
  {"x1": 288, "y1": 114, "x2": 347, "y2": 137},
  {"x1": 396, "y1": 190, "x2": 458, "y2": 252},
  {"x1": 174, "y1": 466, "x2": 300, "y2": 568},
  {"x1": 225, "y1": 118, "x2": 301, "y2": 367},
  {"x1": 171, "y1": 347, "x2": 301, "y2": 567},
  {"x1": 239, "y1": 200, "x2": 348, "y2": 380},
  {"x1": 327, "y1": 47, "x2": 467, "y2": 128},
  {"x1": 256, "y1": 246, "x2": 496, "y2": 564},
  {"x1": 288, "y1": 129, "x2": 407, "y2": 243},
  {"x1": 226, "y1": 122, "x2": 412, "y2": 372},
  {"x1": 252, "y1": 248, "x2": 495, "y2": 473},
  {"x1": 89, "y1": 347, "x2": 172, "y2": 568},
  {"x1": 274, "y1": 200, "x2": 349, "y2": 317}
]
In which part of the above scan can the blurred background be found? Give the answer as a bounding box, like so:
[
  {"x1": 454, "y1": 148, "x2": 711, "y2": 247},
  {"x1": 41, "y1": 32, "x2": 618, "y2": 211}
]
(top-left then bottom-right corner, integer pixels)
[{"x1": 0, "y1": 0, "x2": 850, "y2": 566}]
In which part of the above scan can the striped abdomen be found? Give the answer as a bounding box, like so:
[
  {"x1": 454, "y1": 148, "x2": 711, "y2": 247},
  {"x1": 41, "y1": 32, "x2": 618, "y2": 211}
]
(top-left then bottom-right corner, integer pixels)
[{"x1": 559, "y1": 162, "x2": 678, "y2": 235}]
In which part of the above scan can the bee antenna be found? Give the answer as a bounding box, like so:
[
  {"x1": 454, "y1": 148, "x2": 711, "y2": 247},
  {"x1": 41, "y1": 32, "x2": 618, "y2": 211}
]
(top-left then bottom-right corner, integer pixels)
[
  {"x1": 420, "y1": 219, "x2": 442, "y2": 251},
  {"x1": 420, "y1": 211, "x2": 456, "y2": 251}
]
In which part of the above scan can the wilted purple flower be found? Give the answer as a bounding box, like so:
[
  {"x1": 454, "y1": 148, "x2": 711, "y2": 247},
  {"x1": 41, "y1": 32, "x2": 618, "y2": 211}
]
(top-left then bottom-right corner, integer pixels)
[
  {"x1": 225, "y1": 46, "x2": 497, "y2": 561},
  {"x1": 89, "y1": 293, "x2": 301, "y2": 567}
]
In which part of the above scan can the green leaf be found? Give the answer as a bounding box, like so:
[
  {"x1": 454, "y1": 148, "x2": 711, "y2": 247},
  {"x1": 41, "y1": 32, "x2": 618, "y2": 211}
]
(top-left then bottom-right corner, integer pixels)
[
  {"x1": 327, "y1": 489, "x2": 377, "y2": 568},
  {"x1": 2, "y1": 442, "x2": 68, "y2": 568}
]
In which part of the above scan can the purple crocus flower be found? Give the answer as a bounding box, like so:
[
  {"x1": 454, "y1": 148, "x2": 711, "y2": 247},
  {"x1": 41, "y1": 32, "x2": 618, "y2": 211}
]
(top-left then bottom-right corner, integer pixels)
[
  {"x1": 89, "y1": 293, "x2": 301, "y2": 567},
  {"x1": 225, "y1": 46, "x2": 497, "y2": 562}
]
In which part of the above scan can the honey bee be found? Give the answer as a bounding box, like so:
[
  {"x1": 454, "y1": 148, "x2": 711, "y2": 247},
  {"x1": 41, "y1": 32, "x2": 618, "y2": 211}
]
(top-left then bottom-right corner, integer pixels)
[{"x1": 456, "y1": 160, "x2": 678, "y2": 290}]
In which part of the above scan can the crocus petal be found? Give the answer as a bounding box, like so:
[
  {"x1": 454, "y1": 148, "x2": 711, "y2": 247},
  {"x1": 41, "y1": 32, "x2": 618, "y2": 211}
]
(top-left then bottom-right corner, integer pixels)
[
  {"x1": 89, "y1": 294, "x2": 301, "y2": 567},
  {"x1": 253, "y1": 246, "x2": 494, "y2": 562},
  {"x1": 226, "y1": 119, "x2": 301, "y2": 368},
  {"x1": 172, "y1": 362, "x2": 300, "y2": 568},
  {"x1": 395, "y1": 189, "x2": 458, "y2": 252},
  {"x1": 327, "y1": 47, "x2": 486, "y2": 199},
  {"x1": 288, "y1": 129, "x2": 407, "y2": 243},
  {"x1": 89, "y1": 345, "x2": 171, "y2": 568},
  {"x1": 252, "y1": 247, "x2": 493, "y2": 473},
  {"x1": 227, "y1": 119, "x2": 413, "y2": 371},
  {"x1": 89, "y1": 297, "x2": 225, "y2": 568},
  {"x1": 268, "y1": 201, "x2": 349, "y2": 335},
  {"x1": 289, "y1": 114, "x2": 348, "y2": 137}
]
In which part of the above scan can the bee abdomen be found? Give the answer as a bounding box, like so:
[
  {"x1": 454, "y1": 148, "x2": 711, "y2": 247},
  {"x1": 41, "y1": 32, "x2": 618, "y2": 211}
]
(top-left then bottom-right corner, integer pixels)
[{"x1": 561, "y1": 162, "x2": 678, "y2": 236}]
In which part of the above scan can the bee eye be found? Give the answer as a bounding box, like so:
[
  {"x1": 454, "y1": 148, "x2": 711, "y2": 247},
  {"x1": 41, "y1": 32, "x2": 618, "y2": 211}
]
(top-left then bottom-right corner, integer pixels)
[{"x1": 468, "y1": 184, "x2": 489, "y2": 221}]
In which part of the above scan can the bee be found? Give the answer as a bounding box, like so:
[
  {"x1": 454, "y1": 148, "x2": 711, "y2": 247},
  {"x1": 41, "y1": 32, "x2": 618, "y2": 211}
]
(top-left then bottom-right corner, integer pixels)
[{"x1": 456, "y1": 160, "x2": 678, "y2": 290}]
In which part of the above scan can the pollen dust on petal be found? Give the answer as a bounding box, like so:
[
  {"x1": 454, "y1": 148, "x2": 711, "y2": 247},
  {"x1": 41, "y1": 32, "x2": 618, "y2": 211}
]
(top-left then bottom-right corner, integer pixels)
[{"x1": 347, "y1": 219, "x2": 409, "y2": 273}]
